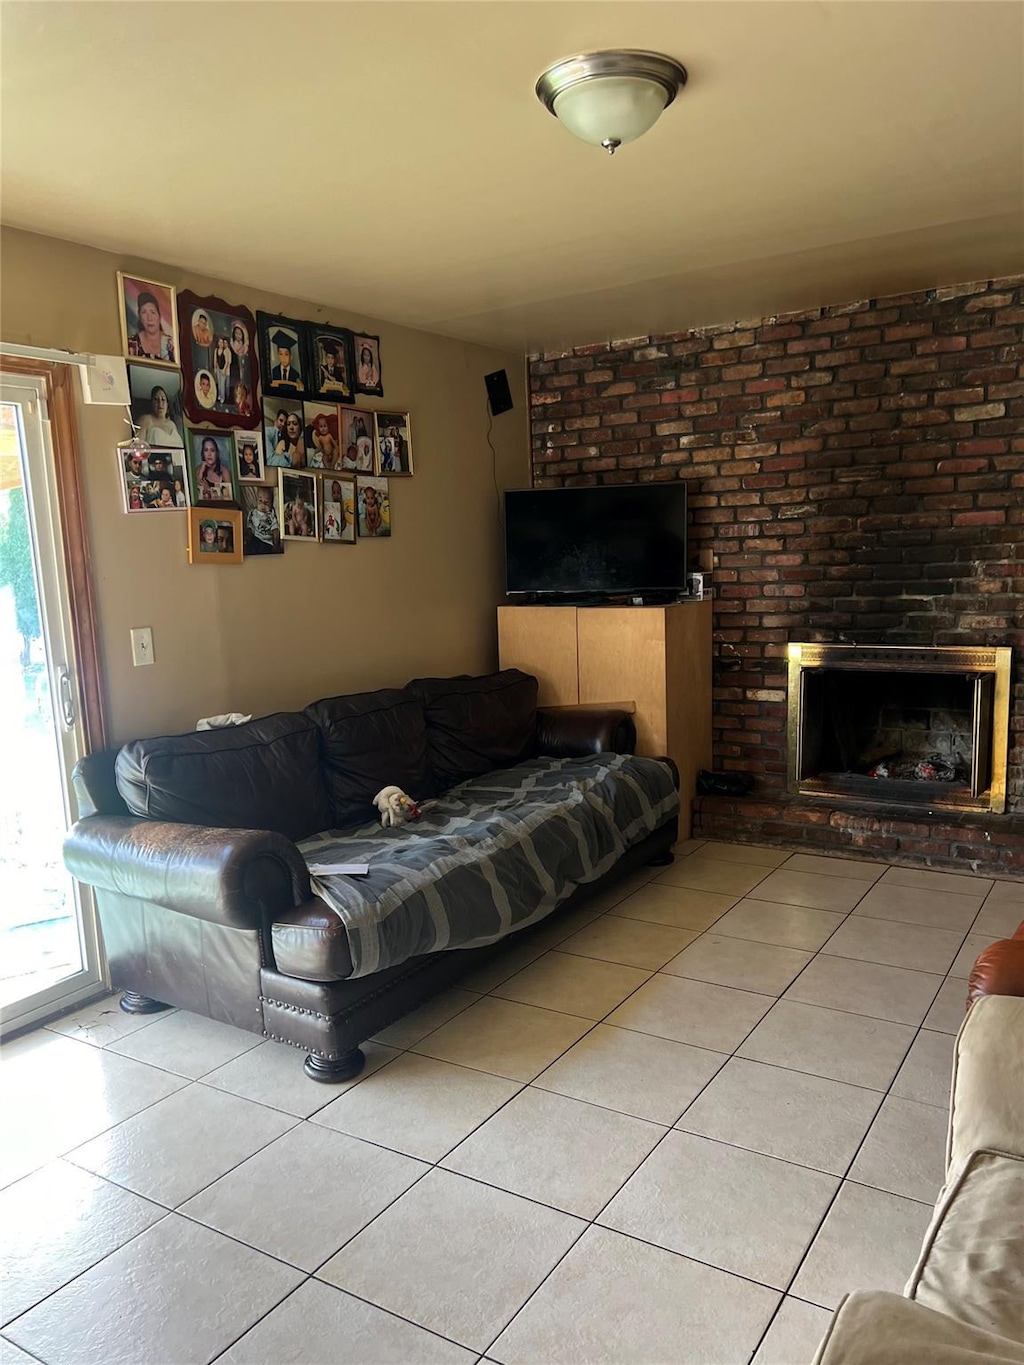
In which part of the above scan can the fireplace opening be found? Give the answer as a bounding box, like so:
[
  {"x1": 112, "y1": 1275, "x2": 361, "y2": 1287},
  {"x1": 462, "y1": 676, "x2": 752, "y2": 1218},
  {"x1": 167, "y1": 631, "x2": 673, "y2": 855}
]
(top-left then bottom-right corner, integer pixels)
[{"x1": 788, "y1": 644, "x2": 1011, "y2": 814}]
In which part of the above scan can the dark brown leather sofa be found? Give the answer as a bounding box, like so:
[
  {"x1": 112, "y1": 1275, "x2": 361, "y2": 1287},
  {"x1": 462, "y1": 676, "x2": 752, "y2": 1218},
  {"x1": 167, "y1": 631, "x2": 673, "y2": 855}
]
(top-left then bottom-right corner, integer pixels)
[{"x1": 64, "y1": 671, "x2": 678, "y2": 1082}]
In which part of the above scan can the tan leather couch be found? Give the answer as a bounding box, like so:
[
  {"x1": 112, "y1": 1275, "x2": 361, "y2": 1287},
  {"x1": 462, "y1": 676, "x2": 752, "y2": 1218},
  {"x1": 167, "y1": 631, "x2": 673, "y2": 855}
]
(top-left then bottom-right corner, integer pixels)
[{"x1": 814, "y1": 993, "x2": 1024, "y2": 1363}]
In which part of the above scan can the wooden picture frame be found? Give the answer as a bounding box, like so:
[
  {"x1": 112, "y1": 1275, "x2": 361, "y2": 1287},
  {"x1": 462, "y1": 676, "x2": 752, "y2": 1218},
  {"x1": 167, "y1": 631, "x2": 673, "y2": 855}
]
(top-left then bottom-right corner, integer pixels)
[
  {"x1": 374, "y1": 410, "x2": 413, "y2": 476},
  {"x1": 308, "y1": 324, "x2": 355, "y2": 402},
  {"x1": 188, "y1": 507, "x2": 243, "y2": 564},
  {"x1": 177, "y1": 290, "x2": 259, "y2": 429},
  {"x1": 117, "y1": 272, "x2": 179, "y2": 368},
  {"x1": 322, "y1": 474, "x2": 356, "y2": 543},
  {"x1": 279, "y1": 468, "x2": 319, "y2": 541},
  {"x1": 258, "y1": 311, "x2": 310, "y2": 399},
  {"x1": 353, "y1": 332, "x2": 383, "y2": 397},
  {"x1": 186, "y1": 429, "x2": 238, "y2": 506}
]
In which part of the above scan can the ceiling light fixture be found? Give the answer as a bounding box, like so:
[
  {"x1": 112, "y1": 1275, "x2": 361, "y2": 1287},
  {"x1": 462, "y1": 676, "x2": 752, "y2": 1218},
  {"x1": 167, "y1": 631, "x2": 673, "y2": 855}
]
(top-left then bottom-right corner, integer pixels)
[{"x1": 535, "y1": 49, "x2": 687, "y2": 155}]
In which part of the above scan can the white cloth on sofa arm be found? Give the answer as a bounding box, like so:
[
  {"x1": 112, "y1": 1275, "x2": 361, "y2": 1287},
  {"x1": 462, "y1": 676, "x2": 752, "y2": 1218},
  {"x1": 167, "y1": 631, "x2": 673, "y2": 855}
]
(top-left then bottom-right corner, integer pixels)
[
  {"x1": 947, "y1": 996, "x2": 1024, "y2": 1174},
  {"x1": 813, "y1": 1290, "x2": 1024, "y2": 1364},
  {"x1": 905, "y1": 1149, "x2": 1024, "y2": 1344}
]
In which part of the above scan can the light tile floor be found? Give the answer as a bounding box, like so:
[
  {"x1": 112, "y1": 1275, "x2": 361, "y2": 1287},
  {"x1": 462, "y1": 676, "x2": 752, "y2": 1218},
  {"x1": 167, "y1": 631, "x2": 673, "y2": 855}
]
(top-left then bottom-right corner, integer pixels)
[{"x1": 2, "y1": 842, "x2": 1021, "y2": 1365}]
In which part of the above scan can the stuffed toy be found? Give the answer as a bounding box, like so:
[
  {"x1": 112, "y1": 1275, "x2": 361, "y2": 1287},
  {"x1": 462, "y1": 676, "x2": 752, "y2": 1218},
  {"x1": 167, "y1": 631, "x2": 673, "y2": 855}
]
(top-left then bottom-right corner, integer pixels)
[{"x1": 373, "y1": 786, "x2": 422, "y2": 827}]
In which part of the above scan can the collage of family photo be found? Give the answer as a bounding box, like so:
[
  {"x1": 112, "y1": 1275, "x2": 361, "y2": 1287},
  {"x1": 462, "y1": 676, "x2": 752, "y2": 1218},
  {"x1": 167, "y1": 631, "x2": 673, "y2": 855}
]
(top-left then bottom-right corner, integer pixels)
[
  {"x1": 177, "y1": 290, "x2": 259, "y2": 428},
  {"x1": 116, "y1": 273, "x2": 404, "y2": 560},
  {"x1": 119, "y1": 446, "x2": 189, "y2": 513}
]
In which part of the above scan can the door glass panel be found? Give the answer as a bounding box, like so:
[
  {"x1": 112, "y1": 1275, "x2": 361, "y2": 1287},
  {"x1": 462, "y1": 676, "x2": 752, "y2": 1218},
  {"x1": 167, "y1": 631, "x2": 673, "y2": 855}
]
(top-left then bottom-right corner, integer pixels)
[{"x1": 0, "y1": 399, "x2": 85, "y2": 1009}]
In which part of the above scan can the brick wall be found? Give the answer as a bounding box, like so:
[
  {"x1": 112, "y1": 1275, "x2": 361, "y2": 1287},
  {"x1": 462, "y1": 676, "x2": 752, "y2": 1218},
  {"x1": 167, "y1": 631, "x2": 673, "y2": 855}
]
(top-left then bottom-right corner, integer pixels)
[{"x1": 528, "y1": 276, "x2": 1024, "y2": 863}]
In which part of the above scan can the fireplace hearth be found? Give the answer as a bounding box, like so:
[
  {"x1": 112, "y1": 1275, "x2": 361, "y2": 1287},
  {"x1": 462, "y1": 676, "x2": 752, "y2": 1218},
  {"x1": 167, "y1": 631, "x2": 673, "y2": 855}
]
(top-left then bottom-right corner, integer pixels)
[{"x1": 788, "y1": 644, "x2": 1012, "y2": 814}]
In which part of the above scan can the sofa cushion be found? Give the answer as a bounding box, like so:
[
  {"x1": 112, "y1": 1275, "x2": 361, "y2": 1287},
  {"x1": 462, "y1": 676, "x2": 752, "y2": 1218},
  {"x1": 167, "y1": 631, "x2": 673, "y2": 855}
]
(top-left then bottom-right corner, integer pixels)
[
  {"x1": 305, "y1": 689, "x2": 433, "y2": 828},
  {"x1": 115, "y1": 712, "x2": 332, "y2": 843},
  {"x1": 948, "y1": 995, "x2": 1024, "y2": 1172},
  {"x1": 907, "y1": 1149, "x2": 1024, "y2": 1344},
  {"x1": 814, "y1": 1290, "x2": 1024, "y2": 1364},
  {"x1": 405, "y1": 669, "x2": 538, "y2": 790}
]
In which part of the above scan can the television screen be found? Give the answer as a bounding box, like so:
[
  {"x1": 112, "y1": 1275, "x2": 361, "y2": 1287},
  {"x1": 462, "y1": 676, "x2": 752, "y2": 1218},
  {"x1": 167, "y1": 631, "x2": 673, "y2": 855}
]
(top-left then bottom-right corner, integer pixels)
[{"x1": 504, "y1": 484, "x2": 688, "y2": 596}]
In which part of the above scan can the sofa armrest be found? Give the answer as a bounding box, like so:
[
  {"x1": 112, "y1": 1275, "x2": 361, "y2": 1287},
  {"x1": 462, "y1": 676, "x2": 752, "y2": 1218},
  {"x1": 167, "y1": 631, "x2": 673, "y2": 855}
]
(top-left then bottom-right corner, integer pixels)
[
  {"x1": 536, "y1": 706, "x2": 637, "y2": 758},
  {"x1": 63, "y1": 815, "x2": 311, "y2": 930},
  {"x1": 813, "y1": 1290, "x2": 1024, "y2": 1364},
  {"x1": 968, "y1": 936, "x2": 1024, "y2": 1005}
]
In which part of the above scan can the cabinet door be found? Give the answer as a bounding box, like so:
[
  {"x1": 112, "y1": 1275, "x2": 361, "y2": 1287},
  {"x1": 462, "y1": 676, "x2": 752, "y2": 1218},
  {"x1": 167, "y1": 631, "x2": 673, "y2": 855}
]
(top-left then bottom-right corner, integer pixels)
[
  {"x1": 577, "y1": 608, "x2": 667, "y2": 754},
  {"x1": 497, "y1": 606, "x2": 579, "y2": 706}
]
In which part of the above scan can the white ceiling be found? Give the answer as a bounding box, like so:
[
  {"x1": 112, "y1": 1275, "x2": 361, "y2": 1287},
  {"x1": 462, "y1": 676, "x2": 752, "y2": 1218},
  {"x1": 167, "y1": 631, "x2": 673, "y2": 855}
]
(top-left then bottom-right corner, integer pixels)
[{"x1": 2, "y1": 1, "x2": 1022, "y2": 352}]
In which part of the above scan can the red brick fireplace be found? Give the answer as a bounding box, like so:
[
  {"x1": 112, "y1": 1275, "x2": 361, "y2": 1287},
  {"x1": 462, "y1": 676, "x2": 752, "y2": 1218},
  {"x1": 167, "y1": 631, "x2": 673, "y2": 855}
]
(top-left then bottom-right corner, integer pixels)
[{"x1": 528, "y1": 275, "x2": 1024, "y2": 874}]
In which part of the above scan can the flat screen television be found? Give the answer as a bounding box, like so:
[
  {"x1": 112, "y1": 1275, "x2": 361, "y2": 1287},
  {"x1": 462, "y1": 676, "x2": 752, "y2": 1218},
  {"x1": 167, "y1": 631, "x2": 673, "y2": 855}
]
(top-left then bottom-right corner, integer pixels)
[{"x1": 504, "y1": 484, "x2": 688, "y2": 598}]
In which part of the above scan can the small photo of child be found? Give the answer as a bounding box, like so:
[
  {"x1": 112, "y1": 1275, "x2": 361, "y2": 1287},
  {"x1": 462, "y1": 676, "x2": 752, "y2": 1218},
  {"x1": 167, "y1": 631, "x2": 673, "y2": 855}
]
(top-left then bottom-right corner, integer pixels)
[
  {"x1": 235, "y1": 432, "x2": 265, "y2": 482},
  {"x1": 241, "y1": 483, "x2": 283, "y2": 556},
  {"x1": 279, "y1": 469, "x2": 319, "y2": 541},
  {"x1": 322, "y1": 475, "x2": 355, "y2": 544}
]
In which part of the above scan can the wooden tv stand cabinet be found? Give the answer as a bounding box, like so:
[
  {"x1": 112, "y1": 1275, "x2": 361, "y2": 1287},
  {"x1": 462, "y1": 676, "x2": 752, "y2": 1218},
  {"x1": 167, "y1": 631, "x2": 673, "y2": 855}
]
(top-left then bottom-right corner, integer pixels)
[{"x1": 497, "y1": 602, "x2": 712, "y2": 838}]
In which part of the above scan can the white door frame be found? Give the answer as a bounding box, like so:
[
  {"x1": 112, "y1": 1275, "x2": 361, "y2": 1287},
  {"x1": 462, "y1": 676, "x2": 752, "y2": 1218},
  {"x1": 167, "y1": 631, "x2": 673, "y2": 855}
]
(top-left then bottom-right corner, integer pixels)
[{"x1": 1, "y1": 371, "x2": 106, "y2": 1034}]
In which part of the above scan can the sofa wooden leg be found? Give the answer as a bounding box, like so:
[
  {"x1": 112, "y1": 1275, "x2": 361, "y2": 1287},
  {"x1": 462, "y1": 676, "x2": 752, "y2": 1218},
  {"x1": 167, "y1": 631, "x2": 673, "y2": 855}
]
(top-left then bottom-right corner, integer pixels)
[
  {"x1": 303, "y1": 1048, "x2": 366, "y2": 1083},
  {"x1": 119, "y1": 991, "x2": 172, "y2": 1015},
  {"x1": 647, "y1": 850, "x2": 674, "y2": 867}
]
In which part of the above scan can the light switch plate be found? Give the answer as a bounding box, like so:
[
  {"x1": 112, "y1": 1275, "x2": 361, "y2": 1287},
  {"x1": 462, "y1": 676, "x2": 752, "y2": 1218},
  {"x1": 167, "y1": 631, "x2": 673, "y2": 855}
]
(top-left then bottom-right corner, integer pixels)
[{"x1": 130, "y1": 627, "x2": 154, "y2": 666}]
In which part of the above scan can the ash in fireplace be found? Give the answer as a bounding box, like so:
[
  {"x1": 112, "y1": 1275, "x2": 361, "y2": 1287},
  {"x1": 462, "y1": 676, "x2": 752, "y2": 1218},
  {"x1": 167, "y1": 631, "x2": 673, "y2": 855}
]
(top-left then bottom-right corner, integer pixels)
[{"x1": 867, "y1": 753, "x2": 966, "y2": 783}]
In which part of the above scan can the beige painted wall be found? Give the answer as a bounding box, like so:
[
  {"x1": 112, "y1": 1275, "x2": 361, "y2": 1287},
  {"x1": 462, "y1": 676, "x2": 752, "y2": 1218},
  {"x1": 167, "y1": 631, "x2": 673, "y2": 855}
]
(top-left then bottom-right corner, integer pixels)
[{"x1": 0, "y1": 227, "x2": 528, "y2": 743}]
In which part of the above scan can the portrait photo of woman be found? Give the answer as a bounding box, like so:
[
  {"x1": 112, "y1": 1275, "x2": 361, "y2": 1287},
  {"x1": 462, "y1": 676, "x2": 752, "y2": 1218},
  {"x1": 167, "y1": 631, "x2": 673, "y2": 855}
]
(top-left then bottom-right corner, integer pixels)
[
  {"x1": 119, "y1": 273, "x2": 179, "y2": 367},
  {"x1": 128, "y1": 363, "x2": 185, "y2": 447},
  {"x1": 187, "y1": 430, "x2": 236, "y2": 503},
  {"x1": 353, "y1": 333, "x2": 383, "y2": 396}
]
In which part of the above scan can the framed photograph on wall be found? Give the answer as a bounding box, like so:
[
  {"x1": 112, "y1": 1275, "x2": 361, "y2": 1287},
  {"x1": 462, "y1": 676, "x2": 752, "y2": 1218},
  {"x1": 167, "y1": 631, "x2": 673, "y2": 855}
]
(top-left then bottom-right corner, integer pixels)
[
  {"x1": 188, "y1": 508, "x2": 244, "y2": 564},
  {"x1": 177, "y1": 290, "x2": 259, "y2": 429},
  {"x1": 309, "y1": 325, "x2": 354, "y2": 402},
  {"x1": 263, "y1": 396, "x2": 305, "y2": 468},
  {"x1": 187, "y1": 429, "x2": 238, "y2": 504},
  {"x1": 374, "y1": 411, "x2": 413, "y2": 476},
  {"x1": 117, "y1": 272, "x2": 179, "y2": 367},
  {"x1": 258, "y1": 312, "x2": 309, "y2": 398},
  {"x1": 241, "y1": 483, "x2": 284, "y2": 556},
  {"x1": 322, "y1": 475, "x2": 356, "y2": 543},
  {"x1": 118, "y1": 446, "x2": 188, "y2": 513},
  {"x1": 353, "y1": 333, "x2": 383, "y2": 397},
  {"x1": 357, "y1": 475, "x2": 391, "y2": 538},
  {"x1": 339, "y1": 406, "x2": 375, "y2": 471},
  {"x1": 303, "y1": 402, "x2": 341, "y2": 469},
  {"x1": 235, "y1": 432, "x2": 266, "y2": 483},
  {"x1": 279, "y1": 469, "x2": 319, "y2": 540},
  {"x1": 128, "y1": 363, "x2": 185, "y2": 448}
]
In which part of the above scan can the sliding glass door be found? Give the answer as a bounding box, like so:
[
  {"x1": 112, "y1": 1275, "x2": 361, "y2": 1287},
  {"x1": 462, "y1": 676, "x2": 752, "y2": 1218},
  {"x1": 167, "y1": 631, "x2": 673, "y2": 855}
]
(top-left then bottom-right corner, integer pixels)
[{"x1": 0, "y1": 371, "x2": 104, "y2": 1032}]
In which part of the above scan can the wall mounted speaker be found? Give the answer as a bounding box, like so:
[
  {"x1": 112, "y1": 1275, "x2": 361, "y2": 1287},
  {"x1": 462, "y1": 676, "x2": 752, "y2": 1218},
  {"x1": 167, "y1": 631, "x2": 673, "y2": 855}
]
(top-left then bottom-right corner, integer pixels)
[{"x1": 484, "y1": 369, "x2": 514, "y2": 416}]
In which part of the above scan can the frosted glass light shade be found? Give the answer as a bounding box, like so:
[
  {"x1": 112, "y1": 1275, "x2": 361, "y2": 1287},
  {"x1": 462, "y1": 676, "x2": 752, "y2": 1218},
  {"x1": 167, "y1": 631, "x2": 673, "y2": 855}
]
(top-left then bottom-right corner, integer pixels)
[
  {"x1": 536, "y1": 51, "x2": 687, "y2": 154},
  {"x1": 552, "y1": 76, "x2": 670, "y2": 149}
]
